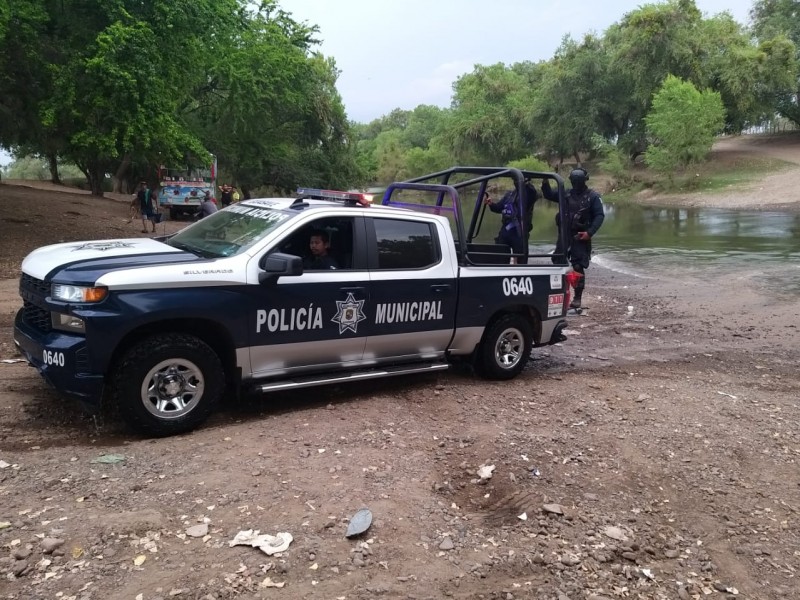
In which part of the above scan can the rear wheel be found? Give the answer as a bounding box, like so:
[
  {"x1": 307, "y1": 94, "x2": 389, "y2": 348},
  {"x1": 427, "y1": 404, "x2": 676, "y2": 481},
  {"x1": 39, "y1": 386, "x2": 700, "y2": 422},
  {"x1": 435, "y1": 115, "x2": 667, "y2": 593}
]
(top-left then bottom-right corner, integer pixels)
[
  {"x1": 476, "y1": 313, "x2": 533, "y2": 380},
  {"x1": 111, "y1": 334, "x2": 224, "y2": 436}
]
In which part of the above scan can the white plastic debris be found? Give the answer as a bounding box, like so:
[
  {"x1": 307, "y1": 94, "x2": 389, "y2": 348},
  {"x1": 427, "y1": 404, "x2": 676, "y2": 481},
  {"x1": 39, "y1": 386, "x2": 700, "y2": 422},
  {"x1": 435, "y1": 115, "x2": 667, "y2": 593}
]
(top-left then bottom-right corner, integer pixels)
[
  {"x1": 518, "y1": 512, "x2": 528, "y2": 521},
  {"x1": 477, "y1": 464, "x2": 495, "y2": 480},
  {"x1": 260, "y1": 576, "x2": 285, "y2": 588},
  {"x1": 229, "y1": 530, "x2": 293, "y2": 555},
  {"x1": 602, "y1": 525, "x2": 629, "y2": 542},
  {"x1": 717, "y1": 391, "x2": 737, "y2": 399}
]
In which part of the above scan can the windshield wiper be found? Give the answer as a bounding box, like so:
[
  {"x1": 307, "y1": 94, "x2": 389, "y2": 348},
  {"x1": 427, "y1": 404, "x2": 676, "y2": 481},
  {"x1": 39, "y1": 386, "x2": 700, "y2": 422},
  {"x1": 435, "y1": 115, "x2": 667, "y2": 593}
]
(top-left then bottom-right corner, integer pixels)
[{"x1": 169, "y1": 240, "x2": 219, "y2": 259}]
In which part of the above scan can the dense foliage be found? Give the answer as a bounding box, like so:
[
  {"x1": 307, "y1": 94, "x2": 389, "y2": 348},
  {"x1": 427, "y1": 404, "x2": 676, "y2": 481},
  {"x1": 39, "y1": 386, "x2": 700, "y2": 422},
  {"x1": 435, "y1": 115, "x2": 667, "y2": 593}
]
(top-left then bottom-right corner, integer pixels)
[
  {"x1": 644, "y1": 76, "x2": 727, "y2": 174},
  {"x1": 751, "y1": 0, "x2": 800, "y2": 127},
  {"x1": 353, "y1": 0, "x2": 797, "y2": 184},
  {"x1": 0, "y1": 0, "x2": 797, "y2": 192},
  {"x1": 0, "y1": 0, "x2": 359, "y2": 195}
]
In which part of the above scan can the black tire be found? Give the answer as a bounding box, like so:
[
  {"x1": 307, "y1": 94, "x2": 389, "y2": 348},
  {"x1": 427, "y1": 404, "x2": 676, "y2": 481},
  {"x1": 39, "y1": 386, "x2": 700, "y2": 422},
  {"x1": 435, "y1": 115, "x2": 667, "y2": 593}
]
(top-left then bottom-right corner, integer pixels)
[
  {"x1": 476, "y1": 313, "x2": 533, "y2": 380},
  {"x1": 111, "y1": 334, "x2": 225, "y2": 436}
]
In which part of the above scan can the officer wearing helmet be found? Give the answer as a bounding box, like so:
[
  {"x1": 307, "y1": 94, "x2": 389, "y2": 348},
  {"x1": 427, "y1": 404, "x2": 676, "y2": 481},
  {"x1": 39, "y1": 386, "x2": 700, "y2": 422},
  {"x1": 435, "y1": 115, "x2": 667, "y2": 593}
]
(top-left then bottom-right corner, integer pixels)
[{"x1": 541, "y1": 167, "x2": 605, "y2": 310}]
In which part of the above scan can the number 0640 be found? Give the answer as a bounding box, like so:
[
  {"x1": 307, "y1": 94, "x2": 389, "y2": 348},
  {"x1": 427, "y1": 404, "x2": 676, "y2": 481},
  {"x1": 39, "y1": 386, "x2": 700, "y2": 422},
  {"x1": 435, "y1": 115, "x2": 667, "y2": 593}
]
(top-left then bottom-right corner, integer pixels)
[
  {"x1": 42, "y1": 349, "x2": 65, "y2": 367},
  {"x1": 502, "y1": 277, "x2": 534, "y2": 296}
]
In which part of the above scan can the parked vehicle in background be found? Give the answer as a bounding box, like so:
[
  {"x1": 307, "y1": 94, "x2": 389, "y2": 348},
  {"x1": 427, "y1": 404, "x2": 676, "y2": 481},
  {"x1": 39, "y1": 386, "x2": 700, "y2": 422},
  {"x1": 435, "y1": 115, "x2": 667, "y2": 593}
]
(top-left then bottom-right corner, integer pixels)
[{"x1": 157, "y1": 156, "x2": 217, "y2": 220}]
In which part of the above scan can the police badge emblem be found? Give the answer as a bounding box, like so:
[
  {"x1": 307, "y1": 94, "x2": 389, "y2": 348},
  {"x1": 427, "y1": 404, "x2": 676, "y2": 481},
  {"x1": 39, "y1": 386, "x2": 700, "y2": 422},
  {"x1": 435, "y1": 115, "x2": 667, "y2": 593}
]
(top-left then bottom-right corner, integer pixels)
[{"x1": 331, "y1": 292, "x2": 366, "y2": 334}]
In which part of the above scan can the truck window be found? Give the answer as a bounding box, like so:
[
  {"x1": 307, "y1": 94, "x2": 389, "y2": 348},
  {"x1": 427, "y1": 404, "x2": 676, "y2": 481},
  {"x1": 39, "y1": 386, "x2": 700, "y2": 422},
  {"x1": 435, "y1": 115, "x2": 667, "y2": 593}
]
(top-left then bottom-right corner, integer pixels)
[
  {"x1": 373, "y1": 218, "x2": 438, "y2": 270},
  {"x1": 276, "y1": 217, "x2": 355, "y2": 270}
]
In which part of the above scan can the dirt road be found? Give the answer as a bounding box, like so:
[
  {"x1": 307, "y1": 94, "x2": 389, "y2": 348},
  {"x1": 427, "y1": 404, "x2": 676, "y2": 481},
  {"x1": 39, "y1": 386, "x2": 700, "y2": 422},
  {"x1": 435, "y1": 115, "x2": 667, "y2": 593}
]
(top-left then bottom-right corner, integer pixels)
[
  {"x1": 1, "y1": 137, "x2": 799, "y2": 599},
  {"x1": 637, "y1": 132, "x2": 800, "y2": 211}
]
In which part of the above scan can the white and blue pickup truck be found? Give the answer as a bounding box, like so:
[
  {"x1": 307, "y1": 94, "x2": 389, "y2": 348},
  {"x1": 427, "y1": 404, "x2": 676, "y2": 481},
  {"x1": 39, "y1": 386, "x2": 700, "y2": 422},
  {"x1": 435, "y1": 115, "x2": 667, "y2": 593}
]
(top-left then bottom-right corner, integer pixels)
[{"x1": 14, "y1": 167, "x2": 576, "y2": 436}]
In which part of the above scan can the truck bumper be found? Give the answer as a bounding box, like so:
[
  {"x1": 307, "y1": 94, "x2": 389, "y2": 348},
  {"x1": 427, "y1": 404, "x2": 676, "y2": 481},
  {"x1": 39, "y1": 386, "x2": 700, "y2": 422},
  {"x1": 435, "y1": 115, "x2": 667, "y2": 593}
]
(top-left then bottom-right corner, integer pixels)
[
  {"x1": 13, "y1": 308, "x2": 104, "y2": 411},
  {"x1": 535, "y1": 318, "x2": 568, "y2": 347}
]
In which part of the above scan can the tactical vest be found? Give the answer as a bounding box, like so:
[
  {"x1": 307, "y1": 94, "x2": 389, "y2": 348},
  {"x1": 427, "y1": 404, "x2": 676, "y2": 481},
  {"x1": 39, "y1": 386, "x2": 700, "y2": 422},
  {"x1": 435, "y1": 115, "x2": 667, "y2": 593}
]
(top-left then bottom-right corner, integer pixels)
[
  {"x1": 501, "y1": 197, "x2": 517, "y2": 226},
  {"x1": 567, "y1": 189, "x2": 592, "y2": 232}
]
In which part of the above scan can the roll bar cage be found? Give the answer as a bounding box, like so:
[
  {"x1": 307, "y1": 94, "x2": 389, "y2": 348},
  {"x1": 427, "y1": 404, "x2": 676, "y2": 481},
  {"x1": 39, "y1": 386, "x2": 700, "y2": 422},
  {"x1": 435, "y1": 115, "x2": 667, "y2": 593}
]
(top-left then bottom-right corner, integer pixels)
[{"x1": 381, "y1": 166, "x2": 570, "y2": 266}]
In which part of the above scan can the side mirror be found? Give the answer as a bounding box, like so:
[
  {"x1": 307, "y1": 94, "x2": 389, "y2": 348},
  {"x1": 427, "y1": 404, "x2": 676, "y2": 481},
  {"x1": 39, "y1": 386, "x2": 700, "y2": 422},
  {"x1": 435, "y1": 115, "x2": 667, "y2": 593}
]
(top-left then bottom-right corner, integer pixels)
[{"x1": 258, "y1": 252, "x2": 303, "y2": 284}]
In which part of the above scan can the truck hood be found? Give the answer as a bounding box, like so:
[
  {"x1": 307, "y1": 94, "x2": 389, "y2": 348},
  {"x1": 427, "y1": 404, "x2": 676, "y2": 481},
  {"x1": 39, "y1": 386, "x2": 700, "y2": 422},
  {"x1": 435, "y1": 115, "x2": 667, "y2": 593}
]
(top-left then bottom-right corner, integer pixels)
[{"x1": 21, "y1": 238, "x2": 198, "y2": 282}]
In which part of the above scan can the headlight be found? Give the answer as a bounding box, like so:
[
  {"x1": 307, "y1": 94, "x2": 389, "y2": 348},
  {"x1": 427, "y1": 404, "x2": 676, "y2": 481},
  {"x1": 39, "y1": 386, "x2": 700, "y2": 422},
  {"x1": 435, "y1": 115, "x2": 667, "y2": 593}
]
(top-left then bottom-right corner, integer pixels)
[{"x1": 52, "y1": 284, "x2": 108, "y2": 303}]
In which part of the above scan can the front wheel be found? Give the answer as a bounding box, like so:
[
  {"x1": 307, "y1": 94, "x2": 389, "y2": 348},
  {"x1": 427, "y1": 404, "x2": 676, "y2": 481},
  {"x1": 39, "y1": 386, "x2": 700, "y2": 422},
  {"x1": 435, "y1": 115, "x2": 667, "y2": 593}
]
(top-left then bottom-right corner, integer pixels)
[
  {"x1": 476, "y1": 313, "x2": 533, "y2": 380},
  {"x1": 111, "y1": 334, "x2": 225, "y2": 436}
]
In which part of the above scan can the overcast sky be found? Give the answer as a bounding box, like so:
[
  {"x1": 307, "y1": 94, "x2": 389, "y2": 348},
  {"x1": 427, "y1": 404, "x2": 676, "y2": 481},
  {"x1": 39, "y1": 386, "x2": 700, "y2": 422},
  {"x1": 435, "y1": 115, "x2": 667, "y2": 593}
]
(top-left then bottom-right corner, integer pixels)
[
  {"x1": 279, "y1": 0, "x2": 755, "y2": 122},
  {"x1": 0, "y1": 0, "x2": 754, "y2": 166}
]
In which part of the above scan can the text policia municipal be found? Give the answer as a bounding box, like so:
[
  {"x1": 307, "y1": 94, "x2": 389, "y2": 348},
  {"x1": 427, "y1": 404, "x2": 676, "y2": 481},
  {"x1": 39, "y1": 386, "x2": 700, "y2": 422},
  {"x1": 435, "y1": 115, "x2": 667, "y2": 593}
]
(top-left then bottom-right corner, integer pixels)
[{"x1": 256, "y1": 300, "x2": 444, "y2": 333}]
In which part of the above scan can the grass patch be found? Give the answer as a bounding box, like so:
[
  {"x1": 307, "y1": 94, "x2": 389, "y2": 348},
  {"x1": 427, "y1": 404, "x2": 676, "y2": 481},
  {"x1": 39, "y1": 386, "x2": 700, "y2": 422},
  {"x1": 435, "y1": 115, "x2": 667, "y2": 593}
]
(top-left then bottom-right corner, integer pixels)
[
  {"x1": 603, "y1": 182, "x2": 648, "y2": 204},
  {"x1": 654, "y1": 156, "x2": 792, "y2": 194},
  {"x1": 603, "y1": 154, "x2": 794, "y2": 201}
]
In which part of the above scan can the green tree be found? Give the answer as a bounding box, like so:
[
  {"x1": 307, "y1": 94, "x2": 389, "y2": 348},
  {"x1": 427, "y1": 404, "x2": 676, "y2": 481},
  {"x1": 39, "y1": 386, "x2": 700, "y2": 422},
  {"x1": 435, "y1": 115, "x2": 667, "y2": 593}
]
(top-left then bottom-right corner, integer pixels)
[
  {"x1": 644, "y1": 75, "x2": 726, "y2": 174},
  {"x1": 446, "y1": 63, "x2": 535, "y2": 164},
  {"x1": 353, "y1": 105, "x2": 452, "y2": 184},
  {"x1": 532, "y1": 35, "x2": 625, "y2": 165},
  {"x1": 0, "y1": 0, "x2": 362, "y2": 196},
  {"x1": 751, "y1": 0, "x2": 800, "y2": 126}
]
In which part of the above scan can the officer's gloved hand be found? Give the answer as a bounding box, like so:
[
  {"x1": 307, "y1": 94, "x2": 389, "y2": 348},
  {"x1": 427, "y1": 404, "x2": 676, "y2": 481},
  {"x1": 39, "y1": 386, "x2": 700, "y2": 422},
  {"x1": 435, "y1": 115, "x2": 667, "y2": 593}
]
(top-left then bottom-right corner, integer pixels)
[{"x1": 575, "y1": 231, "x2": 591, "y2": 241}]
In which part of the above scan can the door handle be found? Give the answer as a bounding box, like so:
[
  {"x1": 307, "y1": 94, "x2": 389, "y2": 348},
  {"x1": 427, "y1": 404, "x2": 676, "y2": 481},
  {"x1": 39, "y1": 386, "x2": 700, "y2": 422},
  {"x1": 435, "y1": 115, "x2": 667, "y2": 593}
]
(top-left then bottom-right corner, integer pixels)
[{"x1": 430, "y1": 284, "x2": 451, "y2": 293}]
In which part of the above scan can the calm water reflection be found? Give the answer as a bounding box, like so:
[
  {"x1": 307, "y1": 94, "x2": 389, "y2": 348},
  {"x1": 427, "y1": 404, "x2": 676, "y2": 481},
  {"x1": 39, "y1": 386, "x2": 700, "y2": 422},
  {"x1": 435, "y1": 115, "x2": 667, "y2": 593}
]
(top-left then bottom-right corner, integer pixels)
[{"x1": 516, "y1": 203, "x2": 800, "y2": 294}]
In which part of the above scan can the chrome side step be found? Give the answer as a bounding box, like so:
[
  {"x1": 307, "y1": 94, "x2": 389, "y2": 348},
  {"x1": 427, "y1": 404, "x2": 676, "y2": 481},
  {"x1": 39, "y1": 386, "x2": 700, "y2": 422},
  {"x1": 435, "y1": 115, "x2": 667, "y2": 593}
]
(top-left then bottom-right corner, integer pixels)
[{"x1": 256, "y1": 362, "x2": 449, "y2": 393}]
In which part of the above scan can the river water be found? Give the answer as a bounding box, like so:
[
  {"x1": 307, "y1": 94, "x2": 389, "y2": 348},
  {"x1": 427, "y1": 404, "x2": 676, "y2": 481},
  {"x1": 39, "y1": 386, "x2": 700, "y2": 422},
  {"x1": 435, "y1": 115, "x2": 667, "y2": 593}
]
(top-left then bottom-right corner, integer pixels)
[{"x1": 521, "y1": 203, "x2": 800, "y2": 295}]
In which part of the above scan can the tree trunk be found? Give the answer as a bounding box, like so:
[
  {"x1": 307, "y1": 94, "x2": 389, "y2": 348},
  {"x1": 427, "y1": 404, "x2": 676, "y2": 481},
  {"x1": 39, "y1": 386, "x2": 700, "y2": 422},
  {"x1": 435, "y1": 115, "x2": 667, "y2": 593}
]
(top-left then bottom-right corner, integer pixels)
[
  {"x1": 112, "y1": 154, "x2": 132, "y2": 193},
  {"x1": 48, "y1": 153, "x2": 61, "y2": 185},
  {"x1": 86, "y1": 162, "x2": 105, "y2": 197}
]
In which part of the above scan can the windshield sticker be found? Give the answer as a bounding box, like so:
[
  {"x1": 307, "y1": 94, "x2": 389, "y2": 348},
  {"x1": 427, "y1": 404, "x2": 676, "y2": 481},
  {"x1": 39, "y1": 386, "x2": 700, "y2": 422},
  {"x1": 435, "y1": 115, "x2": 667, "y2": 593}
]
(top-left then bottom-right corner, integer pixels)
[
  {"x1": 331, "y1": 293, "x2": 367, "y2": 334},
  {"x1": 71, "y1": 241, "x2": 136, "y2": 252},
  {"x1": 228, "y1": 205, "x2": 286, "y2": 219}
]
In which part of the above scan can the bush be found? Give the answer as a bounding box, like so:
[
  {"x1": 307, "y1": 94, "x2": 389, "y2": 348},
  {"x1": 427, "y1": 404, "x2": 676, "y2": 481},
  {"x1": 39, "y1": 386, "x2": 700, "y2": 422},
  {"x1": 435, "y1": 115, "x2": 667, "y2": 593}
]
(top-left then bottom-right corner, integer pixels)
[
  {"x1": 508, "y1": 155, "x2": 550, "y2": 172},
  {"x1": 644, "y1": 76, "x2": 726, "y2": 176}
]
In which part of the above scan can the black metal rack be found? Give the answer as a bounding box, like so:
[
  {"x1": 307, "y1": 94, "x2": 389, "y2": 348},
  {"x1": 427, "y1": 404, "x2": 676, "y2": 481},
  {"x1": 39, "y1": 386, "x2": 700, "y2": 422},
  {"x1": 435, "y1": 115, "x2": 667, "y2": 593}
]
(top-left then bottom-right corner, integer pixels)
[{"x1": 382, "y1": 166, "x2": 570, "y2": 266}]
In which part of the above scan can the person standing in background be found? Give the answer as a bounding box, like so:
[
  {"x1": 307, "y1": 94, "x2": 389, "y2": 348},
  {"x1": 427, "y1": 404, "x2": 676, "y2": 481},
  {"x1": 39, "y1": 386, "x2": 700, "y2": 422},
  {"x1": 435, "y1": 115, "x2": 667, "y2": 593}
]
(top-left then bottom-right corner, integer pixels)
[
  {"x1": 219, "y1": 184, "x2": 233, "y2": 208},
  {"x1": 131, "y1": 180, "x2": 157, "y2": 233}
]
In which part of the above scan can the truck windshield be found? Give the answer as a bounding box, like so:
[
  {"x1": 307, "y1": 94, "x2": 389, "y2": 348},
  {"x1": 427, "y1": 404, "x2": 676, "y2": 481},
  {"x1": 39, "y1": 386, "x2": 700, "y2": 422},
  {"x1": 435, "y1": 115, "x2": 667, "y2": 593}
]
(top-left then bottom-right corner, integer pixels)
[{"x1": 167, "y1": 205, "x2": 291, "y2": 258}]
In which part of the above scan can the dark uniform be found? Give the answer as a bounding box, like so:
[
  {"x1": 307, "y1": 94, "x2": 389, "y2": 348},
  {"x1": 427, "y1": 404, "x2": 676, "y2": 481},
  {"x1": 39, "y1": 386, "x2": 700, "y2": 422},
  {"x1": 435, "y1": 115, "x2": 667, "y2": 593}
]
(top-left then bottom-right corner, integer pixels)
[
  {"x1": 303, "y1": 254, "x2": 338, "y2": 270},
  {"x1": 542, "y1": 168, "x2": 604, "y2": 308},
  {"x1": 486, "y1": 182, "x2": 537, "y2": 262}
]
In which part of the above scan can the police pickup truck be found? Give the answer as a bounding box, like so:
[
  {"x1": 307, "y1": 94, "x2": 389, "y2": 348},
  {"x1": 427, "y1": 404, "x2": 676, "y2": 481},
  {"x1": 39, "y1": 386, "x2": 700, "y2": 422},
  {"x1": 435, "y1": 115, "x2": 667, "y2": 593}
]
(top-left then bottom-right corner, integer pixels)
[{"x1": 14, "y1": 167, "x2": 575, "y2": 436}]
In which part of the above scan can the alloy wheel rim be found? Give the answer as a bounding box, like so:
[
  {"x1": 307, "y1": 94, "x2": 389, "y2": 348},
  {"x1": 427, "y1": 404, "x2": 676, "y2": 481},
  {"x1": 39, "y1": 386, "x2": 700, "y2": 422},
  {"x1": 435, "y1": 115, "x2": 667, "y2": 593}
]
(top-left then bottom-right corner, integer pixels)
[{"x1": 141, "y1": 358, "x2": 205, "y2": 419}]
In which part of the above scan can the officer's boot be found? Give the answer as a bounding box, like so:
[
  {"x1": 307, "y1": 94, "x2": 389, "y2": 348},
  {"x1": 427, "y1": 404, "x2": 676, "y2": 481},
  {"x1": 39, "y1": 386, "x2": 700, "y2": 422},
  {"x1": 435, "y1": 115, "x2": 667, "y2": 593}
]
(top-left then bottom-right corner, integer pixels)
[{"x1": 570, "y1": 288, "x2": 583, "y2": 309}]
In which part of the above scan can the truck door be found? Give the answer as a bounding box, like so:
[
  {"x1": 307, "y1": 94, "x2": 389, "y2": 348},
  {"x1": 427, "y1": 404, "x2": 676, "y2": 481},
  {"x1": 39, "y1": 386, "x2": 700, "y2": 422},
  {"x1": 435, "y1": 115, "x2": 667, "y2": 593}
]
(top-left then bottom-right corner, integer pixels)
[
  {"x1": 363, "y1": 217, "x2": 458, "y2": 363},
  {"x1": 247, "y1": 216, "x2": 370, "y2": 377}
]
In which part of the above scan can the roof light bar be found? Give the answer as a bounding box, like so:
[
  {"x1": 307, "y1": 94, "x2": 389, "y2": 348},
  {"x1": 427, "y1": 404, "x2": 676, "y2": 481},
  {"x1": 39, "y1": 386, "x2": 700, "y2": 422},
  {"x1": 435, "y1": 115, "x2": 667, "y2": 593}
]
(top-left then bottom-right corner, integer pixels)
[{"x1": 296, "y1": 188, "x2": 373, "y2": 206}]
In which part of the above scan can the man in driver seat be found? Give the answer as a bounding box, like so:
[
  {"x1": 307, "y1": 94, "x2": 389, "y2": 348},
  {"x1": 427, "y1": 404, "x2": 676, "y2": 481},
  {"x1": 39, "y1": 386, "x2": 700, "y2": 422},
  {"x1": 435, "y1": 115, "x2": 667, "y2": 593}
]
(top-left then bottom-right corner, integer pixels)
[{"x1": 303, "y1": 229, "x2": 339, "y2": 270}]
